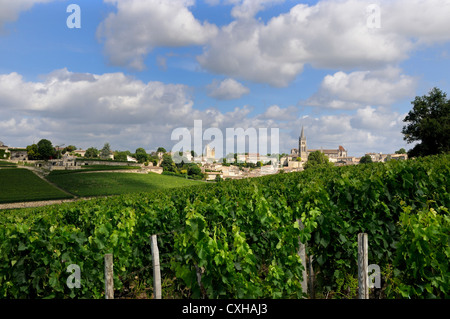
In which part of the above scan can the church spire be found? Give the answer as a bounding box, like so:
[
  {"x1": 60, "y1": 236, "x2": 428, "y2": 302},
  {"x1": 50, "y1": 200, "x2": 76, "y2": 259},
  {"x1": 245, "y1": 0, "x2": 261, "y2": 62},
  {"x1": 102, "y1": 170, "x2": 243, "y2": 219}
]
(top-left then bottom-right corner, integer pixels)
[{"x1": 300, "y1": 126, "x2": 305, "y2": 139}]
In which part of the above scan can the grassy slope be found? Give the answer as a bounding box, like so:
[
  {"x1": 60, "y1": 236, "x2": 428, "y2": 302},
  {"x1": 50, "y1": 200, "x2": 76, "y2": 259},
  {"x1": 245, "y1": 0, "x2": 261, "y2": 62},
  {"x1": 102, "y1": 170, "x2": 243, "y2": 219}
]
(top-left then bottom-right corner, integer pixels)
[
  {"x1": 0, "y1": 161, "x2": 17, "y2": 167},
  {"x1": 0, "y1": 168, "x2": 73, "y2": 203},
  {"x1": 46, "y1": 171, "x2": 204, "y2": 197}
]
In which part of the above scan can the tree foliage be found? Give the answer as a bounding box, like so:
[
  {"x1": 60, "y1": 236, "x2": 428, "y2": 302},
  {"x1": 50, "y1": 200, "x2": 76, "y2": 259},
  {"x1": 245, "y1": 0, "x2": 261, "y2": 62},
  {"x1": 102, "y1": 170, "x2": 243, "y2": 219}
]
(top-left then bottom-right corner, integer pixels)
[
  {"x1": 100, "y1": 143, "x2": 111, "y2": 159},
  {"x1": 26, "y1": 144, "x2": 40, "y2": 160},
  {"x1": 402, "y1": 87, "x2": 450, "y2": 157},
  {"x1": 187, "y1": 163, "x2": 202, "y2": 177},
  {"x1": 359, "y1": 155, "x2": 373, "y2": 164},
  {"x1": 135, "y1": 148, "x2": 148, "y2": 163},
  {"x1": 62, "y1": 145, "x2": 77, "y2": 154},
  {"x1": 304, "y1": 151, "x2": 333, "y2": 170},
  {"x1": 37, "y1": 139, "x2": 55, "y2": 160},
  {"x1": 161, "y1": 153, "x2": 176, "y2": 172},
  {"x1": 114, "y1": 151, "x2": 130, "y2": 162},
  {"x1": 85, "y1": 147, "x2": 99, "y2": 159},
  {"x1": 1, "y1": 154, "x2": 448, "y2": 299}
]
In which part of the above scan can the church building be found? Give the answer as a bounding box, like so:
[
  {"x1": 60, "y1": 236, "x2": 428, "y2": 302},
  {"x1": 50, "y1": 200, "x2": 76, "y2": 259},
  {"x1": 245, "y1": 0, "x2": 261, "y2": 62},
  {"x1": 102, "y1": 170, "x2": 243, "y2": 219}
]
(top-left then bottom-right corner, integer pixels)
[{"x1": 290, "y1": 127, "x2": 347, "y2": 162}]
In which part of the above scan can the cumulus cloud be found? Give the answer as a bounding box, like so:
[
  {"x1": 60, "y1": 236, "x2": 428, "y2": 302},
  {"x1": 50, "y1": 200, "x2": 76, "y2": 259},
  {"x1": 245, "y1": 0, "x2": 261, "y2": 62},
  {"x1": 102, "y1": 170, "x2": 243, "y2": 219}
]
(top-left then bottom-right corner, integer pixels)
[
  {"x1": 97, "y1": 0, "x2": 218, "y2": 70},
  {"x1": 304, "y1": 67, "x2": 418, "y2": 109},
  {"x1": 383, "y1": 0, "x2": 450, "y2": 44},
  {"x1": 0, "y1": 68, "x2": 410, "y2": 156},
  {"x1": 350, "y1": 106, "x2": 406, "y2": 131},
  {"x1": 197, "y1": 0, "x2": 450, "y2": 87},
  {"x1": 229, "y1": 0, "x2": 286, "y2": 19},
  {"x1": 0, "y1": 69, "x2": 259, "y2": 151},
  {"x1": 197, "y1": 18, "x2": 304, "y2": 87},
  {"x1": 0, "y1": 0, "x2": 56, "y2": 32},
  {"x1": 258, "y1": 105, "x2": 298, "y2": 121},
  {"x1": 207, "y1": 78, "x2": 250, "y2": 100},
  {"x1": 94, "y1": 0, "x2": 450, "y2": 85}
]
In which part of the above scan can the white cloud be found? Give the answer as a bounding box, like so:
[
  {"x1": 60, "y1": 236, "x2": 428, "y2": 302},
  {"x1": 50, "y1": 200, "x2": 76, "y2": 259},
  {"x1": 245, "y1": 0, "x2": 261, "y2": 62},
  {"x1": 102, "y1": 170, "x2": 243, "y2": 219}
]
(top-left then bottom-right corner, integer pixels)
[
  {"x1": 94, "y1": 0, "x2": 450, "y2": 85},
  {"x1": 0, "y1": 69, "x2": 411, "y2": 156},
  {"x1": 304, "y1": 67, "x2": 418, "y2": 109},
  {"x1": 258, "y1": 105, "x2": 298, "y2": 121},
  {"x1": 207, "y1": 78, "x2": 250, "y2": 100},
  {"x1": 97, "y1": 0, "x2": 218, "y2": 70},
  {"x1": 197, "y1": 18, "x2": 304, "y2": 87},
  {"x1": 350, "y1": 106, "x2": 406, "y2": 131},
  {"x1": 197, "y1": 0, "x2": 450, "y2": 87},
  {"x1": 383, "y1": 0, "x2": 450, "y2": 44},
  {"x1": 0, "y1": 69, "x2": 257, "y2": 151},
  {"x1": 230, "y1": 0, "x2": 286, "y2": 19},
  {"x1": 0, "y1": 0, "x2": 56, "y2": 32}
]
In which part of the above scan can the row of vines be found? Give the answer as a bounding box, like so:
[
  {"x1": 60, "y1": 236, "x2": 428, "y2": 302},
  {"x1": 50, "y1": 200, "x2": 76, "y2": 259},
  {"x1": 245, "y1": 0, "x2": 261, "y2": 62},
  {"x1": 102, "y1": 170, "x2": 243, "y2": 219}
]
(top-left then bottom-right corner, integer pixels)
[{"x1": 0, "y1": 154, "x2": 449, "y2": 298}]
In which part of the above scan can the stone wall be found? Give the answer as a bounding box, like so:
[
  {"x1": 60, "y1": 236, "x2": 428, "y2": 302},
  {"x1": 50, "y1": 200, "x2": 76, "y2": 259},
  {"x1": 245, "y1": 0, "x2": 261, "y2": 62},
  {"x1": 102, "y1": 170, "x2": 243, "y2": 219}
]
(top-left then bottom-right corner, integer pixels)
[{"x1": 76, "y1": 159, "x2": 139, "y2": 167}]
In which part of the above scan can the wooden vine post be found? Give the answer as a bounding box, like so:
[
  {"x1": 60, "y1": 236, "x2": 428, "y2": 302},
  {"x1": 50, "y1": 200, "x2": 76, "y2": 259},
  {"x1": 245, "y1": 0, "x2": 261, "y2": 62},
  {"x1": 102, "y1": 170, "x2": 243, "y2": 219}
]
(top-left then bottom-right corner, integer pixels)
[
  {"x1": 308, "y1": 255, "x2": 315, "y2": 299},
  {"x1": 151, "y1": 234, "x2": 162, "y2": 299},
  {"x1": 358, "y1": 233, "x2": 369, "y2": 299},
  {"x1": 297, "y1": 219, "x2": 308, "y2": 297},
  {"x1": 104, "y1": 253, "x2": 114, "y2": 299}
]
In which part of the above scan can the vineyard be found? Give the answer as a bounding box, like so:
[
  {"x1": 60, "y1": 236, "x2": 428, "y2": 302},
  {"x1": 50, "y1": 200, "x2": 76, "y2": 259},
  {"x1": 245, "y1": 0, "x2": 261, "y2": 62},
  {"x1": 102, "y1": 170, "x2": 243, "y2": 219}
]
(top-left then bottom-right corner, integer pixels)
[{"x1": 0, "y1": 154, "x2": 449, "y2": 299}]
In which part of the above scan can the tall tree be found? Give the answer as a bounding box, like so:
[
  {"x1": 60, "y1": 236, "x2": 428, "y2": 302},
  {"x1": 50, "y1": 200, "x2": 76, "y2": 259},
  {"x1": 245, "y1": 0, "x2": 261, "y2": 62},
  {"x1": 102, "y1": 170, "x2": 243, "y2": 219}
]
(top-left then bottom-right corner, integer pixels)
[
  {"x1": 402, "y1": 87, "x2": 450, "y2": 157},
  {"x1": 135, "y1": 148, "x2": 148, "y2": 163},
  {"x1": 161, "y1": 153, "x2": 176, "y2": 172},
  {"x1": 37, "y1": 139, "x2": 55, "y2": 160},
  {"x1": 100, "y1": 143, "x2": 111, "y2": 159}
]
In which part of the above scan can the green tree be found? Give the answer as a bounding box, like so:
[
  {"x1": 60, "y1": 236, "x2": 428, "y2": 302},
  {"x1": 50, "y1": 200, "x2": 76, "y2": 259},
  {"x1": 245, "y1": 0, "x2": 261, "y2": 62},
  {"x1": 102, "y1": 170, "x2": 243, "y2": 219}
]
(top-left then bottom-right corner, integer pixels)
[
  {"x1": 402, "y1": 87, "x2": 450, "y2": 157},
  {"x1": 37, "y1": 139, "x2": 55, "y2": 160},
  {"x1": 187, "y1": 163, "x2": 202, "y2": 176},
  {"x1": 148, "y1": 154, "x2": 158, "y2": 166},
  {"x1": 161, "y1": 153, "x2": 176, "y2": 172},
  {"x1": 62, "y1": 145, "x2": 77, "y2": 154},
  {"x1": 157, "y1": 147, "x2": 167, "y2": 153},
  {"x1": 26, "y1": 144, "x2": 40, "y2": 160},
  {"x1": 135, "y1": 148, "x2": 148, "y2": 163},
  {"x1": 304, "y1": 151, "x2": 333, "y2": 170},
  {"x1": 395, "y1": 148, "x2": 407, "y2": 154},
  {"x1": 114, "y1": 151, "x2": 129, "y2": 161},
  {"x1": 359, "y1": 155, "x2": 373, "y2": 164},
  {"x1": 100, "y1": 143, "x2": 111, "y2": 159},
  {"x1": 85, "y1": 147, "x2": 99, "y2": 158}
]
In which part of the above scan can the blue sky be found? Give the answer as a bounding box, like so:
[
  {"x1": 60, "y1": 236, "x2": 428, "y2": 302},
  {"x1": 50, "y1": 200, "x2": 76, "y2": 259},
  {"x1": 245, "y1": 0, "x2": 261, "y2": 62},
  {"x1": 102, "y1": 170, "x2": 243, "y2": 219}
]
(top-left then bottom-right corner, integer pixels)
[{"x1": 1, "y1": 0, "x2": 449, "y2": 157}]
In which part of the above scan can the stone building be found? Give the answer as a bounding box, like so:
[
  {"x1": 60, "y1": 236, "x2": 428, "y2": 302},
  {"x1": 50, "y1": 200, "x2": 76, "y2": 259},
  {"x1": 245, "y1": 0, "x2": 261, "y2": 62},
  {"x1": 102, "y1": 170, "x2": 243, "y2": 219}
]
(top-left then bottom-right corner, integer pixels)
[{"x1": 9, "y1": 148, "x2": 28, "y2": 161}]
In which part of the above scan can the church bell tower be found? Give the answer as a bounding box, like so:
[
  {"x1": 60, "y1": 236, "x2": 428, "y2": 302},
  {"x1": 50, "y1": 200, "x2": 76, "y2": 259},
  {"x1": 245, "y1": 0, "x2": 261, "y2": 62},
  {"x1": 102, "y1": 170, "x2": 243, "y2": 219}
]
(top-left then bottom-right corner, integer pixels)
[{"x1": 299, "y1": 126, "x2": 307, "y2": 161}]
